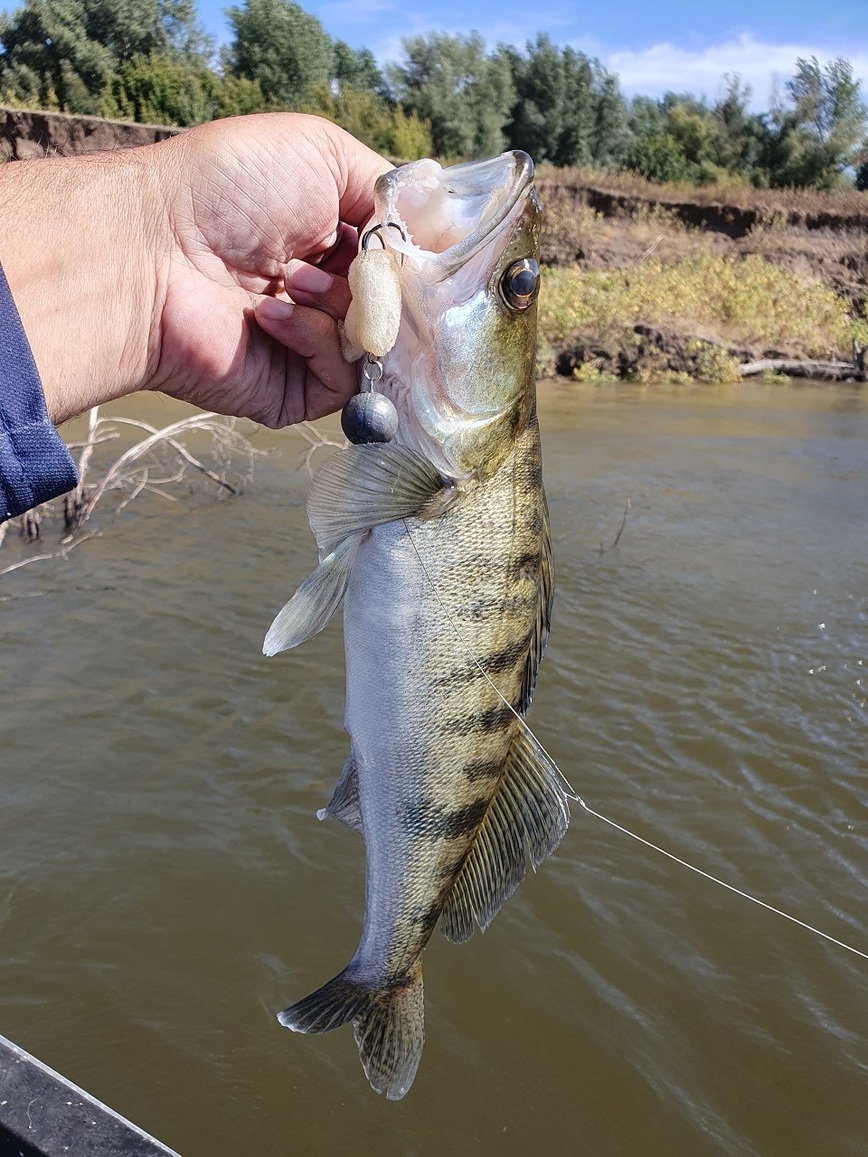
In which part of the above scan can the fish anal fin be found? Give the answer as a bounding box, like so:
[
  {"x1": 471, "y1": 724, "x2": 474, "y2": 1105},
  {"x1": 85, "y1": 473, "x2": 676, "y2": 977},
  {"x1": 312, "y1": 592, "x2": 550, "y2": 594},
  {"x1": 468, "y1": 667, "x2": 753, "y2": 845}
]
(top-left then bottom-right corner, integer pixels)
[
  {"x1": 317, "y1": 755, "x2": 363, "y2": 834},
  {"x1": 278, "y1": 963, "x2": 425, "y2": 1101},
  {"x1": 440, "y1": 726, "x2": 573, "y2": 944},
  {"x1": 263, "y1": 534, "x2": 361, "y2": 656}
]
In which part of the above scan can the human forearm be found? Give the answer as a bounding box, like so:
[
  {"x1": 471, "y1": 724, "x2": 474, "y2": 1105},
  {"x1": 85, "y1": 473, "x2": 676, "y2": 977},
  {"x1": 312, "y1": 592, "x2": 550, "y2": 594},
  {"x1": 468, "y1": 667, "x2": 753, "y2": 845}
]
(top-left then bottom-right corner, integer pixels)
[
  {"x1": 0, "y1": 113, "x2": 391, "y2": 434},
  {"x1": 0, "y1": 148, "x2": 165, "y2": 424}
]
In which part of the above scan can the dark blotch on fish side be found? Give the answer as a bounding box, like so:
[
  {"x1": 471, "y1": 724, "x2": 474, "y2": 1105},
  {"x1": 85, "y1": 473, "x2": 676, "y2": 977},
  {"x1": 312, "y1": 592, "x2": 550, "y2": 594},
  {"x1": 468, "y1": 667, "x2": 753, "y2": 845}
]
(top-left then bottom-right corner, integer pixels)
[
  {"x1": 447, "y1": 702, "x2": 515, "y2": 737},
  {"x1": 410, "y1": 901, "x2": 443, "y2": 935},
  {"x1": 463, "y1": 756, "x2": 504, "y2": 782},
  {"x1": 505, "y1": 549, "x2": 543, "y2": 582},
  {"x1": 406, "y1": 796, "x2": 490, "y2": 839},
  {"x1": 483, "y1": 631, "x2": 534, "y2": 674}
]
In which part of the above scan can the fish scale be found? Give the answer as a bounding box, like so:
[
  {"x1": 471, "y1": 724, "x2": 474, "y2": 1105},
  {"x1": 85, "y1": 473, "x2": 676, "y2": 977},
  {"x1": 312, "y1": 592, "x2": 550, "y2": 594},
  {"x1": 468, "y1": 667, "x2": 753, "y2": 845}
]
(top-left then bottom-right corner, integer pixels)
[{"x1": 264, "y1": 151, "x2": 572, "y2": 1099}]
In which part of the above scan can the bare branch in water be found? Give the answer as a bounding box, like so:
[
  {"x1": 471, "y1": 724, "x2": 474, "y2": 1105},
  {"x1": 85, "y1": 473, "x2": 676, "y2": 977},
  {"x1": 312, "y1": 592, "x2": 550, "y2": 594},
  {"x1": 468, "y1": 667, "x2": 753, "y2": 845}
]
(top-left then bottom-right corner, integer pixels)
[
  {"x1": 612, "y1": 494, "x2": 632, "y2": 548},
  {"x1": 0, "y1": 409, "x2": 343, "y2": 576},
  {"x1": 600, "y1": 493, "x2": 632, "y2": 555},
  {"x1": 293, "y1": 420, "x2": 345, "y2": 477}
]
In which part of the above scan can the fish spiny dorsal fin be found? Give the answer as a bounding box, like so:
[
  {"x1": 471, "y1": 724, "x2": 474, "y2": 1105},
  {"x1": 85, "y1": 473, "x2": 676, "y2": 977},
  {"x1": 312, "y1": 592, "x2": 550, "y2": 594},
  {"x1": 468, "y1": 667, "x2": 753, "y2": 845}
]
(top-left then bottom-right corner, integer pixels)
[
  {"x1": 307, "y1": 444, "x2": 445, "y2": 554},
  {"x1": 439, "y1": 726, "x2": 572, "y2": 944},
  {"x1": 278, "y1": 962, "x2": 425, "y2": 1101},
  {"x1": 317, "y1": 755, "x2": 363, "y2": 833},
  {"x1": 519, "y1": 499, "x2": 554, "y2": 714},
  {"x1": 263, "y1": 534, "x2": 362, "y2": 656}
]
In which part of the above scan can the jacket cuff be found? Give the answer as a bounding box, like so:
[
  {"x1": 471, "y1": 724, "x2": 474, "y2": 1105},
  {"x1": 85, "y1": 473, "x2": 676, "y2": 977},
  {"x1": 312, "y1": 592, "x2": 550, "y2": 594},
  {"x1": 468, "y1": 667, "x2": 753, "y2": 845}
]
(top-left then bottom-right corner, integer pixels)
[{"x1": 0, "y1": 260, "x2": 78, "y2": 521}]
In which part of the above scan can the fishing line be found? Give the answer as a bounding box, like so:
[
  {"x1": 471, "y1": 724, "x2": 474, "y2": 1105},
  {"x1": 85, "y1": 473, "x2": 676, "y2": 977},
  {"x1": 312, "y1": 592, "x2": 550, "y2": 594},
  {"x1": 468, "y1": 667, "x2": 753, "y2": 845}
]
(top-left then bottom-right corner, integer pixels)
[{"x1": 402, "y1": 519, "x2": 868, "y2": 963}]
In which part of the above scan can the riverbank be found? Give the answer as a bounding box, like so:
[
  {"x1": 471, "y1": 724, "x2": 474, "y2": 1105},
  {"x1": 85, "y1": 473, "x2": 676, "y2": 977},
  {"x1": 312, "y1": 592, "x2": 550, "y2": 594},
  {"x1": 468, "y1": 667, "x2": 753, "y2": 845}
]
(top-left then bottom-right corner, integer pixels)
[
  {"x1": 2, "y1": 107, "x2": 866, "y2": 384},
  {"x1": 535, "y1": 167, "x2": 868, "y2": 382}
]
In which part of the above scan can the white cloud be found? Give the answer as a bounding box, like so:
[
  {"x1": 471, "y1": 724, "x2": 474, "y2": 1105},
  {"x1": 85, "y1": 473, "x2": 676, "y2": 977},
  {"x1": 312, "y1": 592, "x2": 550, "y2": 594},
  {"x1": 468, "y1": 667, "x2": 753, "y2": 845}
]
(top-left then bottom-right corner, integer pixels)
[{"x1": 602, "y1": 34, "x2": 868, "y2": 108}]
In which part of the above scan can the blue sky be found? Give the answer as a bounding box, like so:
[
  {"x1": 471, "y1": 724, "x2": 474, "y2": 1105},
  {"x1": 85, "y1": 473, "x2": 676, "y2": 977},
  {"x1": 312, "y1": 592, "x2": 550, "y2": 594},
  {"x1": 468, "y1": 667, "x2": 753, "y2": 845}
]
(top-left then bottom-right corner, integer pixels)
[
  {"x1": 1, "y1": 0, "x2": 865, "y2": 109},
  {"x1": 197, "y1": 0, "x2": 868, "y2": 109}
]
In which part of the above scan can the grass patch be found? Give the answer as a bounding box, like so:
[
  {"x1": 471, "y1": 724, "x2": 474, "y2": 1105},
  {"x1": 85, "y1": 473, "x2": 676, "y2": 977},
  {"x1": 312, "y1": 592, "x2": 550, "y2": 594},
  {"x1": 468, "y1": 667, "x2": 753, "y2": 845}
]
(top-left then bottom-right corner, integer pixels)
[{"x1": 539, "y1": 252, "x2": 864, "y2": 359}]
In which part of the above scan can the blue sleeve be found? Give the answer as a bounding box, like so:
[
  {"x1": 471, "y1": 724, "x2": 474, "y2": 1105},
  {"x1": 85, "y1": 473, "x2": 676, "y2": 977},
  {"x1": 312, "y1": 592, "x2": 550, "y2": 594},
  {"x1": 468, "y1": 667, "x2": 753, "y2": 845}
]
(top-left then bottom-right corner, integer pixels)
[{"x1": 0, "y1": 260, "x2": 79, "y2": 523}]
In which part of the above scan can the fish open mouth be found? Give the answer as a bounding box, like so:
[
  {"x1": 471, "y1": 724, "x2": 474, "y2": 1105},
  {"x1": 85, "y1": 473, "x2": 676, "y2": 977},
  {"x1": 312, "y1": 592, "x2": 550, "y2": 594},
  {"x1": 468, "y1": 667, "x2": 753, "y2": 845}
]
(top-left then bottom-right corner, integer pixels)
[{"x1": 373, "y1": 151, "x2": 534, "y2": 274}]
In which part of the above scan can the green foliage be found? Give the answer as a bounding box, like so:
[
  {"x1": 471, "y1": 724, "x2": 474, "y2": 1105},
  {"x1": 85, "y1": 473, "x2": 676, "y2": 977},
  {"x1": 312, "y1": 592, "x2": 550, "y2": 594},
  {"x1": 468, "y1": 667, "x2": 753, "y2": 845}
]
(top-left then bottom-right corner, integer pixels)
[
  {"x1": 1, "y1": 3, "x2": 866, "y2": 195},
  {"x1": 504, "y1": 36, "x2": 630, "y2": 169},
  {"x1": 211, "y1": 73, "x2": 275, "y2": 118},
  {"x1": 624, "y1": 132, "x2": 694, "y2": 184},
  {"x1": 102, "y1": 51, "x2": 205, "y2": 123},
  {"x1": 764, "y1": 57, "x2": 867, "y2": 188},
  {"x1": 300, "y1": 83, "x2": 431, "y2": 159},
  {"x1": 540, "y1": 253, "x2": 863, "y2": 361},
  {"x1": 0, "y1": 0, "x2": 209, "y2": 114},
  {"x1": 332, "y1": 40, "x2": 382, "y2": 94},
  {"x1": 0, "y1": 0, "x2": 114, "y2": 113},
  {"x1": 388, "y1": 31, "x2": 512, "y2": 158},
  {"x1": 688, "y1": 341, "x2": 741, "y2": 383},
  {"x1": 224, "y1": 0, "x2": 331, "y2": 106}
]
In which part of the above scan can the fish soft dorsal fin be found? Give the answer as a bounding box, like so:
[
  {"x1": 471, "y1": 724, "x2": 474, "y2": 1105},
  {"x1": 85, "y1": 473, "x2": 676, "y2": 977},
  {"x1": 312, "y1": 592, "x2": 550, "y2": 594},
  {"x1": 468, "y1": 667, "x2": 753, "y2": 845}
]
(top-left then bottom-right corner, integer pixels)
[
  {"x1": 263, "y1": 534, "x2": 362, "y2": 656},
  {"x1": 439, "y1": 725, "x2": 573, "y2": 944},
  {"x1": 308, "y1": 443, "x2": 445, "y2": 554},
  {"x1": 317, "y1": 755, "x2": 363, "y2": 833},
  {"x1": 519, "y1": 500, "x2": 554, "y2": 714}
]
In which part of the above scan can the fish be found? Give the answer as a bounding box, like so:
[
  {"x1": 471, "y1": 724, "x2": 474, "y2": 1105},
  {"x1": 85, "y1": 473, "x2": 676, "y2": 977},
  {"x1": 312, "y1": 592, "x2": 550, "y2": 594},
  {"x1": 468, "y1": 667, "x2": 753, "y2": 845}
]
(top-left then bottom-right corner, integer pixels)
[{"x1": 263, "y1": 151, "x2": 573, "y2": 1100}]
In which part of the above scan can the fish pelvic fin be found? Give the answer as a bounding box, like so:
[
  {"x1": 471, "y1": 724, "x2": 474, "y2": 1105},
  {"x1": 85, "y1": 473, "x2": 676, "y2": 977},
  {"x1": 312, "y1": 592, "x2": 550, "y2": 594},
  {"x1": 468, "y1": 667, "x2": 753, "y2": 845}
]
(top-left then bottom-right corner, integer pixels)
[
  {"x1": 263, "y1": 533, "x2": 362, "y2": 656},
  {"x1": 278, "y1": 963, "x2": 425, "y2": 1101},
  {"x1": 440, "y1": 726, "x2": 573, "y2": 944},
  {"x1": 317, "y1": 755, "x2": 363, "y2": 833},
  {"x1": 307, "y1": 443, "x2": 445, "y2": 554}
]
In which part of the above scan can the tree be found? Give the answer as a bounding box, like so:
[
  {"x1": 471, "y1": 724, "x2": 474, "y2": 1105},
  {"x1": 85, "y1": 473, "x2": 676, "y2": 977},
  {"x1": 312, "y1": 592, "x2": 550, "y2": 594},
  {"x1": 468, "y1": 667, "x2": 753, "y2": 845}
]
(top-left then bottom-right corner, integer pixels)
[
  {"x1": 624, "y1": 131, "x2": 693, "y2": 184},
  {"x1": 0, "y1": 0, "x2": 209, "y2": 114},
  {"x1": 589, "y1": 68, "x2": 631, "y2": 168},
  {"x1": 225, "y1": 0, "x2": 331, "y2": 107},
  {"x1": 1, "y1": 0, "x2": 115, "y2": 113},
  {"x1": 765, "y1": 57, "x2": 867, "y2": 187},
  {"x1": 708, "y1": 74, "x2": 769, "y2": 181},
  {"x1": 301, "y1": 82, "x2": 431, "y2": 159},
  {"x1": 101, "y1": 49, "x2": 218, "y2": 124},
  {"x1": 504, "y1": 35, "x2": 619, "y2": 168},
  {"x1": 388, "y1": 32, "x2": 513, "y2": 158},
  {"x1": 332, "y1": 39, "x2": 382, "y2": 94}
]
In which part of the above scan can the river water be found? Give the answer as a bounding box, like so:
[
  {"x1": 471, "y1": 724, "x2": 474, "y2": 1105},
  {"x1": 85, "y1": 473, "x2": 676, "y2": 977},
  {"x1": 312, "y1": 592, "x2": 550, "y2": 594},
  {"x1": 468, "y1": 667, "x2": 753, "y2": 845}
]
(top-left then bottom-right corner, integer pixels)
[{"x1": 0, "y1": 382, "x2": 866, "y2": 1156}]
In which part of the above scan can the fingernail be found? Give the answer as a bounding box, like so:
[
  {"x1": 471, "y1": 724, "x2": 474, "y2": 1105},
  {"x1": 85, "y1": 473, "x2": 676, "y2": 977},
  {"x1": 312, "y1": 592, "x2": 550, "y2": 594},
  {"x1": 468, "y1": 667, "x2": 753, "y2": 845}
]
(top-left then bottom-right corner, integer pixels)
[
  {"x1": 287, "y1": 264, "x2": 332, "y2": 294},
  {"x1": 257, "y1": 297, "x2": 295, "y2": 321}
]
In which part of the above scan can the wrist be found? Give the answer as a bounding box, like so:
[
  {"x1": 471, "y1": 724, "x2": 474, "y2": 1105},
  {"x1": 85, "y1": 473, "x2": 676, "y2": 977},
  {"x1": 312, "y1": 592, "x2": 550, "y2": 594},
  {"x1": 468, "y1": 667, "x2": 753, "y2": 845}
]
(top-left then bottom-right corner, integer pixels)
[{"x1": 0, "y1": 148, "x2": 166, "y2": 424}]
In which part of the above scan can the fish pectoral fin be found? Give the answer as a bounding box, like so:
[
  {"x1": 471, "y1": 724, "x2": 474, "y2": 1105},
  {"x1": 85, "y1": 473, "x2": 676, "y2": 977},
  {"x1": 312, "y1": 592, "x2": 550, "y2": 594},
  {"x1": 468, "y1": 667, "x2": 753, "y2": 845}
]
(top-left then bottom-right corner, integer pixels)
[
  {"x1": 278, "y1": 962, "x2": 425, "y2": 1101},
  {"x1": 317, "y1": 755, "x2": 363, "y2": 833},
  {"x1": 307, "y1": 443, "x2": 445, "y2": 553},
  {"x1": 263, "y1": 534, "x2": 362, "y2": 656},
  {"x1": 440, "y1": 726, "x2": 575, "y2": 944}
]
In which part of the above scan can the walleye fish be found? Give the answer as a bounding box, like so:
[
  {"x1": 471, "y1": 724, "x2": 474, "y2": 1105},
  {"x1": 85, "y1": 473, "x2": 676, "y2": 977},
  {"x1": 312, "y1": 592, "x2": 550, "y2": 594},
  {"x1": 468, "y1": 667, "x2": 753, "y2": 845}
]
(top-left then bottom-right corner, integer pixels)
[{"x1": 264, "y1": 151, "x2": 572, "y2": 1099}]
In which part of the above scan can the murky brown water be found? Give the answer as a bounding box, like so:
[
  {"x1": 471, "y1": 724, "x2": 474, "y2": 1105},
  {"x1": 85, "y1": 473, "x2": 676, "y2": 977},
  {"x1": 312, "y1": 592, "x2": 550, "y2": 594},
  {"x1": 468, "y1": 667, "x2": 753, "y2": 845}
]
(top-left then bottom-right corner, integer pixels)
[{"x1": 1, "y1": 382, "x2": 866, "y2": 1156}]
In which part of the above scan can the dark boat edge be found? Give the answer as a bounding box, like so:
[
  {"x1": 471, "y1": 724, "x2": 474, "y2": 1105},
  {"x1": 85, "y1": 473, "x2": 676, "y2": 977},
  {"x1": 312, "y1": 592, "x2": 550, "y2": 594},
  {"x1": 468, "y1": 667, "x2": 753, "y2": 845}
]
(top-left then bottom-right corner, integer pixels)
[{"x1": 0, "y1": 1033, "x2": 180, "y2": 1157}]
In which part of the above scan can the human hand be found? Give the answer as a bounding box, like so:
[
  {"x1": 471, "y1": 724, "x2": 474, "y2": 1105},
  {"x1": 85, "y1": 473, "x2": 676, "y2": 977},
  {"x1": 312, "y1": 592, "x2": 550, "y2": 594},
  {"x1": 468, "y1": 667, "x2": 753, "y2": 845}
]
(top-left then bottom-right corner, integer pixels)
[
  {"x1": 0, "y1": 113, "x2": 391, "y2": 426},
  {"x1": 146, "y1": 113, "x2": 391, "y2": 426}
]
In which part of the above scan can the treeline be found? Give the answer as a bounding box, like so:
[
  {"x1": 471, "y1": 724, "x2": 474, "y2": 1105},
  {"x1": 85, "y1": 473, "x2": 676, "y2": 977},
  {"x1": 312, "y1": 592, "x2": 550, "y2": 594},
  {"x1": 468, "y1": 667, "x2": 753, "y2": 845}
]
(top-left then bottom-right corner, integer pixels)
[{"x1": 1, "y1": 0, "x2": 866, "y2": 190}]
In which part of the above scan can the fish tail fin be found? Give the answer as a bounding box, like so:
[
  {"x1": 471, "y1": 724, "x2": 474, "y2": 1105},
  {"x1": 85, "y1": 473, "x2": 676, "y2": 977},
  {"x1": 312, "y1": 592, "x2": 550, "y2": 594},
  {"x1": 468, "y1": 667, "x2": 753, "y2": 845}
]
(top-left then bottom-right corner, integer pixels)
[{"x1": 277, "y1": 963, "x2": 425, "y2": 1101}]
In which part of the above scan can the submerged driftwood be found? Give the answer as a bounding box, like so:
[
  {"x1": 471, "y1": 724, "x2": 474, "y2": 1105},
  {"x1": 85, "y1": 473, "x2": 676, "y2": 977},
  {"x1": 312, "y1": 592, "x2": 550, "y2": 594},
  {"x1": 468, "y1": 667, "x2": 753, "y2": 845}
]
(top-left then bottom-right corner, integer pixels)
[{"x1": 739, "y1": 342, "x2": 867, "y2": 382}]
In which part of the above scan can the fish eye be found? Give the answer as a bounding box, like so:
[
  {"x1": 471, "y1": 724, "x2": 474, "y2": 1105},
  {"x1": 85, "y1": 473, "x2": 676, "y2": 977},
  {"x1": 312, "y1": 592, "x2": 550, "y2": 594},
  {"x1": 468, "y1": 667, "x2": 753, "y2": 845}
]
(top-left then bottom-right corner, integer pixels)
[{"x1": 500, "y1": 259, "x2": 540, "y2": 311}]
